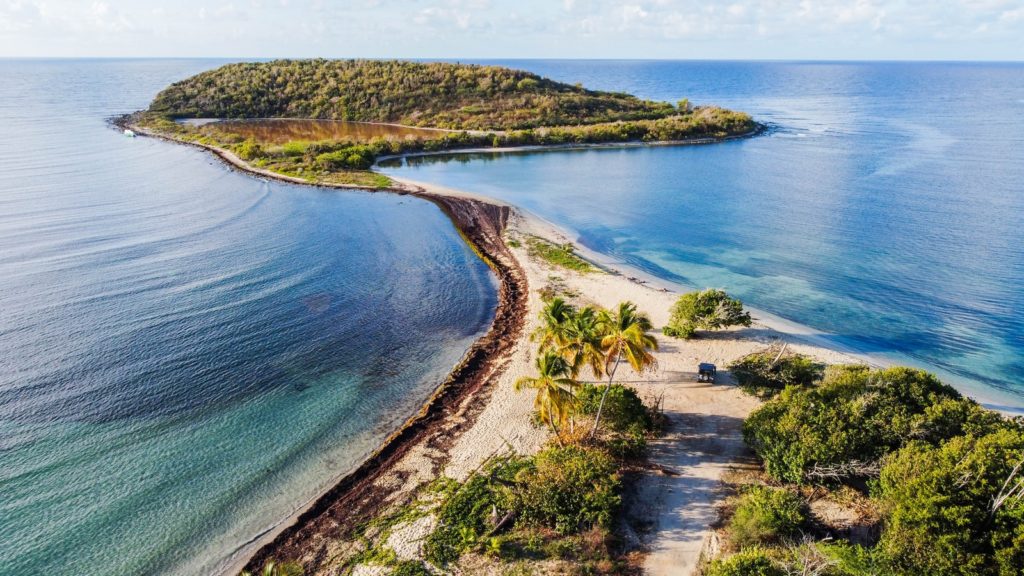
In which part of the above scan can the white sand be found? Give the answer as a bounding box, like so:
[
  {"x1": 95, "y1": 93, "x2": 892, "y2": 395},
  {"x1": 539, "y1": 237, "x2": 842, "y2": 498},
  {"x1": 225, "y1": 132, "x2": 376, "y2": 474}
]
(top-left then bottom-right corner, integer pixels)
[{"x1": 386, "y1": 177, "x2": 860, "y2": 575}]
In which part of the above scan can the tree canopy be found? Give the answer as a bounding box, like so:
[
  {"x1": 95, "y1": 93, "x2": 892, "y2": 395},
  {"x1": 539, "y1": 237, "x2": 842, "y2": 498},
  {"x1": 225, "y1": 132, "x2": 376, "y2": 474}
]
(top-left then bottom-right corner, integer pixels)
[
  {"x1": 664, "y1": 288, "x2": 752, "y2": 339},
  {"x1": 148, "y1": 59, "x2": 683, "y2": 130}
]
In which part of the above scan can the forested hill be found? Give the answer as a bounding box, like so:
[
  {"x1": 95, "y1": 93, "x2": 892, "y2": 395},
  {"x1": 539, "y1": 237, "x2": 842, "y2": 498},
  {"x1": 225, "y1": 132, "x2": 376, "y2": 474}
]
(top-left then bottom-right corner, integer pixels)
[{"x1": 147, "y1": 59, "x2": 682, "y2": 130}]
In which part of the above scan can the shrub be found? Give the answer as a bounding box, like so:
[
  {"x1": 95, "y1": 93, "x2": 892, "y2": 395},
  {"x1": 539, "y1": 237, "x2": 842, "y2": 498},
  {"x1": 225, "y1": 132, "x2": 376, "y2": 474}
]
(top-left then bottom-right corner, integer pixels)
[
  {"x1": 577, "y1": 383, "x2": 657, "y2": 458},
  {"x1": 513, "y1": 445, "x2": 620, "y2": 534},
  {"x1": 424, "y1": 456, "x2": 529, "y2": 566},
  {"x1": 314, "y1": 145, "x2": 376, "y2": 170},
  {"x1": 664, "y1": 289, "x2": 751, "y2": 339},
  {"x1": 875, "y1": 428, "x2": 1024, "y2": 576},
  {"x1": 280, "y1": 140, "x2": 310, "y2": 156},
  {"x1": 729, "y1": 347, "x2": 824, "y2": 398},
  {"x1": 525, "y1": 237, "x2": 593, "y2": 272},
  {"x1": 743, "y1": 366, "x2": 967, "y2": 483},
  {"x1": 705, "y1": 548, "x2": 786, "y2": 576},
  {"x1": 577, "y1": 383, "x2": 653, "y2": 433},
  {"x1": 729, "y1": 486, "x2": 807, "y2": 547},
  {"x1": 236, "y1": 138, "x2": 263, "y2": 160}
]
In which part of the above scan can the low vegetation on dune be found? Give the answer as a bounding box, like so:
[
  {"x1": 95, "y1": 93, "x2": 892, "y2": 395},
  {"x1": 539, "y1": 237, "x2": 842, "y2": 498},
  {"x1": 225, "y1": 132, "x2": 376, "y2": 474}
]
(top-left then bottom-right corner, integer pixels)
[{"x1": 525, "y1": 236, "x2": 594, "y2": 274}]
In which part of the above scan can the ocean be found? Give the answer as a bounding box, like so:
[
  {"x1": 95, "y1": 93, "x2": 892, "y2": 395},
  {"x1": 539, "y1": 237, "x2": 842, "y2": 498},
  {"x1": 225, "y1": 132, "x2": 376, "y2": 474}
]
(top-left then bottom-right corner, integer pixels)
[
  {"x1": 0, "y1": 59, "x2": 496, "y2": 575},
  {"x1": 2, "y1": 58, "x2": 1023, "y2": 575},
  {"x1": 382, "y1": 59, "x2": 1024, "y2": 413}
]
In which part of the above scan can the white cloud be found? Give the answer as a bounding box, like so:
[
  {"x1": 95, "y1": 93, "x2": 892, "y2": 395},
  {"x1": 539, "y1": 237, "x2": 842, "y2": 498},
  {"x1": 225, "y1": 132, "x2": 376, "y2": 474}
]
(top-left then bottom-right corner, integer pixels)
[{"x1": 0, "y1": 0, "x2": 1021, "y2": 58}]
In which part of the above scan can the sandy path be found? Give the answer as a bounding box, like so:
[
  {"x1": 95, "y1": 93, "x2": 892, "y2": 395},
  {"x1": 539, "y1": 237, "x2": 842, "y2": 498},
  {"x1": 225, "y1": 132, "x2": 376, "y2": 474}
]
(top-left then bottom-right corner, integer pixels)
[{"x1": 500, "y1": 208, "x2": 859, "y2": 575}]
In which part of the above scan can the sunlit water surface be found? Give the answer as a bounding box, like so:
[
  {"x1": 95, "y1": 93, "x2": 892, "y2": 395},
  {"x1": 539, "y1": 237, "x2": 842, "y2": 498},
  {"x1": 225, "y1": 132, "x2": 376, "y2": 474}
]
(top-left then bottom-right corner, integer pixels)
[
  {"x1": 0, "y1": 59, "x2": 496, "y2": 575},
  {"x1": 382, "y1": 60, "x2": 1024, "y2": 412}
]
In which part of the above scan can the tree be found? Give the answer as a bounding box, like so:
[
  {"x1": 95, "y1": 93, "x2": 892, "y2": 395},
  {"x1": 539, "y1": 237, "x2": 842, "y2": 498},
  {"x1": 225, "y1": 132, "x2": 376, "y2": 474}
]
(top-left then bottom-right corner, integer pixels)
[
  {"x1": 515, "y1": 351, "x2": 579, "y2": 438},
  {"x1": 876, "y1": 428, "x2": 1024, "y2": 576},
  {"x1": 561, "y1": 305, "x2": 606, "y2": 381},
  {"x1": 531, "y1": 296, "x2": 576, "y2": 352},
  {"x1": 743, "y1": 365, "x2": 973, "y2": 484},
  {"x1": 591, "y1": 302, "x2": 658, "y2": 438},
  {"x1": 664, "y1": 288, "x2": 751, "y2": 339}
]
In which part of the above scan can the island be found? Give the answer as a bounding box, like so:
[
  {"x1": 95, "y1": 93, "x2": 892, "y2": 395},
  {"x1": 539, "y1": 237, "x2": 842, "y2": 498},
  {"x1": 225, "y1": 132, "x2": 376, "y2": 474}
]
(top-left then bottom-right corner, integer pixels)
[
  {"x1": 125, "y1": 60, "x2": 1023, "y2": 576},
  {"x1": 126, "y1": 59, "x2": 757, "y2": 188}
]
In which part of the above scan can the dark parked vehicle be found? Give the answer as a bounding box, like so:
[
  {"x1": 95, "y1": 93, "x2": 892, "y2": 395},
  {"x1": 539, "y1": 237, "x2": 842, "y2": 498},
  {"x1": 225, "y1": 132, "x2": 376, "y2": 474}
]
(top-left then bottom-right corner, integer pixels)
[{"x1": 697, "y1": 362, "x2": 717, "y2": 383}]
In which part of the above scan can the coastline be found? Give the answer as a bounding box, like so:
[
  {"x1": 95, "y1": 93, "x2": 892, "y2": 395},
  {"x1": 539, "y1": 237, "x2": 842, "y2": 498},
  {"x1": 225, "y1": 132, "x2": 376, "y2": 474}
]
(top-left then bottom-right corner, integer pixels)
[{"x1": 125, "y1": 122, "x2": 1012, "y2": 575}]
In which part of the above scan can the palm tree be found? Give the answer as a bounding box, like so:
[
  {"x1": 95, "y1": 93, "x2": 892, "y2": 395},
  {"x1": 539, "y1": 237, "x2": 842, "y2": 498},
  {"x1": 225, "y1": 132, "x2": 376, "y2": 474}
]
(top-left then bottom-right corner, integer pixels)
[
  {"x1": 515, "y1": 351, "x2": 579, "y2": 439},
  {"x1": 531, "y1": 296, "x2": 576, "y2": 351},
  {"x1": 590, "y1": 301, "x2": 658, "y2": 438},
  {"x1": 562, "y1": 305, "x2": 605, "y2": 381}
]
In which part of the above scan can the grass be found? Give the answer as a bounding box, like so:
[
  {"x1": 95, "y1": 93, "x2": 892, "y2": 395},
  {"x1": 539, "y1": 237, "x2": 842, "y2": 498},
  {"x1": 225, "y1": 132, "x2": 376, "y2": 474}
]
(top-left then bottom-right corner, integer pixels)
[
  {"x1": 526, "y1": 236, "x2": 594, "y2": 273},
  {"x1": 316, "y1": 170, "x2": 393, "y2": 189}
]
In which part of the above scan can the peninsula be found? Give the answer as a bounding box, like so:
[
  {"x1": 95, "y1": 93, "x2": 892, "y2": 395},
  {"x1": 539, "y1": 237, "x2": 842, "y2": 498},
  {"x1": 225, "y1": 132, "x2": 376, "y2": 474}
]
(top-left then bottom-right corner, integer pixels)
[{"x1": 126, "y1": 60, "x2": 1023, "y2": 576}]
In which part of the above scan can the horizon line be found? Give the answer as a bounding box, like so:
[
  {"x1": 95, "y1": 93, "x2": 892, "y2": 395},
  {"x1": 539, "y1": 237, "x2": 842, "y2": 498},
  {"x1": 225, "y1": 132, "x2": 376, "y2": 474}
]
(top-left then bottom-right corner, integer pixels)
[{"x1": 1, "y1": 56, "x2": 1022, "y2": 64}]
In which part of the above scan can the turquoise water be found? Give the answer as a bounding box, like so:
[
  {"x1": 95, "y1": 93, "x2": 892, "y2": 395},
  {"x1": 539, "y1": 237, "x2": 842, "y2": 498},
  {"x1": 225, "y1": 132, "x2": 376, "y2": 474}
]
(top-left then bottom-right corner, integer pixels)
[
  {"x1": 382, "y1": 60, "x2": 1024, "y2": 412},
  {"x1": 0, "y1": 60, "x2": 496, "y2": 575}
]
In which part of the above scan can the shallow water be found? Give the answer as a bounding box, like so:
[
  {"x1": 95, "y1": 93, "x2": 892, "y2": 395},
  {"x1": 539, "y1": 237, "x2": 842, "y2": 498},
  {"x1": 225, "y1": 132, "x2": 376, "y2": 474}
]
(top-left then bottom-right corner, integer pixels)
[
  {"x1": 382, "y1": 60, "x2": 1024, "y2": 411},
  {"x1": 0, "y1": 59, "x2": 496, "y2": 575}
]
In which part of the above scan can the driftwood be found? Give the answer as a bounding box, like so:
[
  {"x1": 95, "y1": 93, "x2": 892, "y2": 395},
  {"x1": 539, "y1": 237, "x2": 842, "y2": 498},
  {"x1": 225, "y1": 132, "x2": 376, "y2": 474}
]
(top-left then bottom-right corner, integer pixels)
[
  {"x1": 803, "y1": 460, "x2": 881, "y2": 482},
  {"x1": 991, "y1": 458, "x2": 1024, "y2": 516},
  {"x1": 784, "y1": 535, "x2": 839, "y2": 576}
]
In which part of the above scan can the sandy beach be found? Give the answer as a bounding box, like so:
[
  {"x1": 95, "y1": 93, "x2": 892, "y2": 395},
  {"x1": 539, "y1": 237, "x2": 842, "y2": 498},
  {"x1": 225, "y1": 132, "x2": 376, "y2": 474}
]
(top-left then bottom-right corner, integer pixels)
[{"x1": 126, "y1": 123, "x2": 864, "y2": 575}]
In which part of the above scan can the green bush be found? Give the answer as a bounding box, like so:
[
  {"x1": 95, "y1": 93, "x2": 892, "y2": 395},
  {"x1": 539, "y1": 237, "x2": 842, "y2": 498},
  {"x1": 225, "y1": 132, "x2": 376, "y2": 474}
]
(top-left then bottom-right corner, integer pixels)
[
  {"x1": 729, "y1": 348, "x2": 824, "y2": 398},
  {"x1": 577, "y1": 383, "x2": 652, "y2": 433},
  {"x1": 314, "y1": 145, "x2": 376, "y2": 170},
  {"x1": 705, "y1": 548, "x2": 786, "y2": 576},
  {"x1": 577, "y1": 383, "x2": 656, "y2": 458},
  {"x1": 664, "y1": 289, "x2": 751, "y2": 339},
  {"x1": 280, "y1": 140, "x2": 310, "y2": 156},
  {"x1": 729, "y1": 486, "x2": 807, "y2": 547},
  {"x1": 236, "y1": 138, "x2": 263, "y2": 160},
  {"x1": 743, "y1": 366, "x2": 968, "y2": 483},
  {"x1": 876, "y1": 428, "x2": 1024, "y2": 576},
  {"x1": 513, "y1": 445, "x2": 620, "y2": 534},
  {"x1": 424, "y1": 456, "x2": 529, "y2": 566}
]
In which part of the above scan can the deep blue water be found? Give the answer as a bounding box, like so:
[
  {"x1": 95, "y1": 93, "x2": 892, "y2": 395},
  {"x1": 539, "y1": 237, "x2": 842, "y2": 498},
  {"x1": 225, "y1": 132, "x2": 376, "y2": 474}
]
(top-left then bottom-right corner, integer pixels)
[
  {"x1": 382, "y1": 60, "x2": 1024, "y2": 411},
  {"x1": 0, "y1": 60, "x2": 496, "y2": 575}
]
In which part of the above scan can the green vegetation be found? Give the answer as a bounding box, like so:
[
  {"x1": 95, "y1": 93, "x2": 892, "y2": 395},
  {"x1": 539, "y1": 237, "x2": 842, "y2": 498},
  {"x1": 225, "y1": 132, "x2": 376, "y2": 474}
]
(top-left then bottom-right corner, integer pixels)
[
  {"x1": 590, "y1": 302, "x2": 659, "y2": 438},
  {"x1": 710, "y1": 357, "x2": 1024, "y2": 576},
  {"x1": 705, "y1": 548, "x2": 785, "y2": 576},
  {"x1": 423, "y1": 447, "x2": 621, "y2": 569},
  {"x1": 876, "y1": 429, "x2": 1024, "y2": 576},
  {"x1": 138, "y1": 60, "x2": 755, "y2": 191},
  {"x1": 577, "y1": 383, "x2": 658, "y2": 459},
  {"x1": 727, "y1": 486, "x2": 807, "y2": 548},
  {"x1": 515, "y1": 445, "x2": 620, "y2": 534},
  {"x1": 149, "y1": 59, "x2": 680, "y2": 130},
  {"x1": 663, "y1": 288, "x2": 752, "y2": 339},
  {"x1": 743, "y1": 365, "x2": 985, "y2": 484},
  {"x1": 729, "y1": 343, "x2": 824, "y2": 398},
  {"x1": 525, "y1": 237, "x2": 594, "y2": 273},
  {"x1": 526, "y1": 297, "x2": 659, "y2": 444},
  {"x1": 514, "y1": 351, "x2": 579, "y2": 436}
]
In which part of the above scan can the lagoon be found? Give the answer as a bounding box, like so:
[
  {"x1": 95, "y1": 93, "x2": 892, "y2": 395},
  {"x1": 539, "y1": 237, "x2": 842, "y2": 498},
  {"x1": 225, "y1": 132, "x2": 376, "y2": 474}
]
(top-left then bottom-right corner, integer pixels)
[{"x1": 382, "y1": 60, "x2": 1024, "y2": 412}]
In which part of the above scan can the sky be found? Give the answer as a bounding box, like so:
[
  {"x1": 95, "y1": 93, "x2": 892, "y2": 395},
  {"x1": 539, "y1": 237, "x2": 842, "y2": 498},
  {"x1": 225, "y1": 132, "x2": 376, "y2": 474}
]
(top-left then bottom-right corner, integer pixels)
[{"x1": 0, "y1": 0, "x2": 1022, "y2": 60}]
